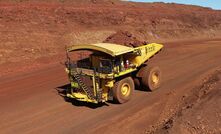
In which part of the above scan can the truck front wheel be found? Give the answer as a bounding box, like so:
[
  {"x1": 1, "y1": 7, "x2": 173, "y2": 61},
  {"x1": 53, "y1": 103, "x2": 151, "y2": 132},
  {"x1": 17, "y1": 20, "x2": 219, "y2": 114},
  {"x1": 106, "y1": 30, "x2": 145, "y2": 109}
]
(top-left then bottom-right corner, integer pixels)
[{"x1": 113, "y1": 77, "x2": 134, "y2": 103}]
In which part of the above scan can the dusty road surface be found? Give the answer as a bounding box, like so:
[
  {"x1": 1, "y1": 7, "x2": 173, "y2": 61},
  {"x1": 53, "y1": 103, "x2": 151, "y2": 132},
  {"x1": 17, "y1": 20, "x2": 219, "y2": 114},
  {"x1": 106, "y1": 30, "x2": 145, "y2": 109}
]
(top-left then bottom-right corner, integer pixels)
[{"x1": 0, "y1": 38, "x2": 220, "y2": 134}]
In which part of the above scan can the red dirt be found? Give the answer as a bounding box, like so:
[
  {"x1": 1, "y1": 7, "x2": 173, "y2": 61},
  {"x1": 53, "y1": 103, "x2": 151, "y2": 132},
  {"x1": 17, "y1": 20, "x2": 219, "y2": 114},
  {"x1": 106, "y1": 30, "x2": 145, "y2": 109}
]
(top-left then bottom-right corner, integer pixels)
[
  {"x1": 154, "y1": 70, "x2": 221, "y2": 134},
  {"x1": 0, "y1": 38, "x2": 221, "y2": 134},
  {"x1": 0, "y1": 1, "x2": 221, "y2": 134},
  {"x1": 103, "y1": 30, "x2": 145, "y2": 47},
  {"x1": 0, "y1": 0, "x2": 221, "y2": 76}
]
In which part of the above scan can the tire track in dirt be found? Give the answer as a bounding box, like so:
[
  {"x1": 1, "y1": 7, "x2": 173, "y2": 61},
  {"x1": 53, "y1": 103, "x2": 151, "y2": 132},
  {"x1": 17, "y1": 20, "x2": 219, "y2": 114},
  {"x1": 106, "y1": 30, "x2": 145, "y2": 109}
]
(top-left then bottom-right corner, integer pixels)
[{"x1": 0, "y1": 39, "x2": 220, "y2": 134}]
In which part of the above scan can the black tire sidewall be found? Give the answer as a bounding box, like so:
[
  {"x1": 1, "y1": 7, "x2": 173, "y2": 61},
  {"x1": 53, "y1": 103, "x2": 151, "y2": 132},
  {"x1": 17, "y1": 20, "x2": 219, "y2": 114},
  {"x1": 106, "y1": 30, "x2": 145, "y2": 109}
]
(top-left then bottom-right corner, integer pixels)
[
  {"x1": 147, "y1": 66, "x2": 161, "y2": 91},
  {"x1": 113, "y1": 77, "x2": 134, "y2": 103}
]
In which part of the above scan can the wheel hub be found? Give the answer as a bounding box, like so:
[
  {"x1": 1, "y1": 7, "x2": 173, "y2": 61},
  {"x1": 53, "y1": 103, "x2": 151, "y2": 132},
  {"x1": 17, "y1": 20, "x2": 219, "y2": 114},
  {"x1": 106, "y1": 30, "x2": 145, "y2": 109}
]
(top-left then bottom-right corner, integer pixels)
[
  {"x1": 152, "y1": 72, "x2": 159, "y2": 85},
  {"x1": 121, "y1": 83, "x2": 130, "y2": 96}
]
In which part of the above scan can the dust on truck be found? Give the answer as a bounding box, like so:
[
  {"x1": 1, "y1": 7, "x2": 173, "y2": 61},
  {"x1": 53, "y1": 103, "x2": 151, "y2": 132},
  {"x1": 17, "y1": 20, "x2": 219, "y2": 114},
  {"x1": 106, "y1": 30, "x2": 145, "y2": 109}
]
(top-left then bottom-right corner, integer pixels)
[{"x1": 65, "y1": 43, "x2": 163, "y2": 104}]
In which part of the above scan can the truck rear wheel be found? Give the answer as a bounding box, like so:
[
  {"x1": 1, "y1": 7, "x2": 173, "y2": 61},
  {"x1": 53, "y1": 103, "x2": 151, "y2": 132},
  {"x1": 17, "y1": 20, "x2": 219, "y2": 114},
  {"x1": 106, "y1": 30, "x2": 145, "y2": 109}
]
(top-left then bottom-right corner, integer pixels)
[
  {"x1": 113, "y1": 77, "x2": 134, "y2": 103},
  {"x1": 138, "y1": 66, "x2": 161, "y2": 91}
]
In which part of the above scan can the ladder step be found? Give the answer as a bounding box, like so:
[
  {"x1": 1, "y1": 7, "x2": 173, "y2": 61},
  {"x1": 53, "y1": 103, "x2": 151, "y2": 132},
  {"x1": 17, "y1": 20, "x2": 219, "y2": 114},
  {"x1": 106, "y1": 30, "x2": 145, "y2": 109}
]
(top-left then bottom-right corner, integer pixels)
[{"x1": 72, "y1": 70, "x2": 95, "y2": 99}]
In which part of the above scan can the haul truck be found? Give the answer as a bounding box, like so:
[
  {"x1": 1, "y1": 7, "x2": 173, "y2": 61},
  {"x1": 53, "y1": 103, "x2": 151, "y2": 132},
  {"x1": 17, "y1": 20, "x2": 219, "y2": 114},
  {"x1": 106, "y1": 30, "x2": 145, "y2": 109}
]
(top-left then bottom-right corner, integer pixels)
[{"x1": 65, "y1": 43, "x2": 163, "y2": 104}]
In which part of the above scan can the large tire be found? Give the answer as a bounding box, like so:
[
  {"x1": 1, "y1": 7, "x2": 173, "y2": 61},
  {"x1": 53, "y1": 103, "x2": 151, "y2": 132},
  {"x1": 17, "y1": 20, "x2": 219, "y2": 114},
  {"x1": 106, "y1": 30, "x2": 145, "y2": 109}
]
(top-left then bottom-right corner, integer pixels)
[
  {"x1": 137, "y1": 66, "x2": 161, "y2": 91},
  {"x1": 113, "y1": 77, "x2": 134, "y2": 104}
]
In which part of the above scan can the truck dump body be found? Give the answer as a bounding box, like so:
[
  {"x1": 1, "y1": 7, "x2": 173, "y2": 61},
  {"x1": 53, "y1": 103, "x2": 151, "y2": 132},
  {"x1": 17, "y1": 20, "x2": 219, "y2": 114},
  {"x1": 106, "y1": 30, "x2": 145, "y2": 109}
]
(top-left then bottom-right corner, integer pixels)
[
  {"x1": 67, "y1": 43, "x2": 163, "y2": 64},
  {"x1": 67, "y1": 43, "x2": 134, "y2": 57}
]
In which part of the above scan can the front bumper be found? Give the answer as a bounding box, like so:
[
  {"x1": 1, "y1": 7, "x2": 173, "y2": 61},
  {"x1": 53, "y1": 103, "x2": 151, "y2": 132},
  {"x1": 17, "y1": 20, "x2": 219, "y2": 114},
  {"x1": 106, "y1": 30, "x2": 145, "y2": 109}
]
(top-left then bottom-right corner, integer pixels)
[{"x1": 66, "y1": 92, "x2": 99, "y2": 103}]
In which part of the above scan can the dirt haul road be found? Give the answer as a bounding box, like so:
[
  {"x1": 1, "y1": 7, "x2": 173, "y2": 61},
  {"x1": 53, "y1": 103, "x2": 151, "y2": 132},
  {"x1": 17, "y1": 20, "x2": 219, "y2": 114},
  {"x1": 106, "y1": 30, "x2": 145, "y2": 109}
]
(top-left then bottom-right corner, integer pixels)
[{"x1": 0, "y1": 38, "x2": 220, "y2": 134}]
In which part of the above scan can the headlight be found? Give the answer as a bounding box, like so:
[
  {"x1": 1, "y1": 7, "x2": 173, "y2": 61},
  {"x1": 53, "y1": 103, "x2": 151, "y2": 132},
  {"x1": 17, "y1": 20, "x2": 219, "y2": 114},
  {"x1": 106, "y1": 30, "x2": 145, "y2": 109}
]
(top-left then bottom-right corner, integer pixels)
[{"x1": 65, "y1": 68, "x2": 70, "y2": 73}]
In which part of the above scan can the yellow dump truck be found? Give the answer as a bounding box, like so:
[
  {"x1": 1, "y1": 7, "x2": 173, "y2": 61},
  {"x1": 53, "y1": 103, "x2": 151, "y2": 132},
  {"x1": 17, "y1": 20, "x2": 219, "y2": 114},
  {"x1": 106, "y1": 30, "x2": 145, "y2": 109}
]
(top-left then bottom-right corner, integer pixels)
[{"x1": 65, "y1": 43, "x2": 163, "y2": 104}]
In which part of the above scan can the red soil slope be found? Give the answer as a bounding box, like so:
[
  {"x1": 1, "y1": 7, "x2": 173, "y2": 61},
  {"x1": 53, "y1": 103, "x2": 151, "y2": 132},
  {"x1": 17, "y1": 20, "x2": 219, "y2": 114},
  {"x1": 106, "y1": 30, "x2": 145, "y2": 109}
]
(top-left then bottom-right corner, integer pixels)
[{"x1": 0, "y1": 1, "x2": 221, "y2": 74}]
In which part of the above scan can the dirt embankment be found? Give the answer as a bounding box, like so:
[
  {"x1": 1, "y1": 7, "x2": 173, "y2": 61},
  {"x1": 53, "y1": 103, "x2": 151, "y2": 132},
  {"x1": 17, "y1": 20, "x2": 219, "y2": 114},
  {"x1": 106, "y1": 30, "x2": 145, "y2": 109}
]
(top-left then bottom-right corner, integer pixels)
[
  {"x1": 0, "y1": 1, "x2": 221, "y2": 75},
  {"x1": 152, "y1": 70, "x2": 221, "y2": 134}
]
